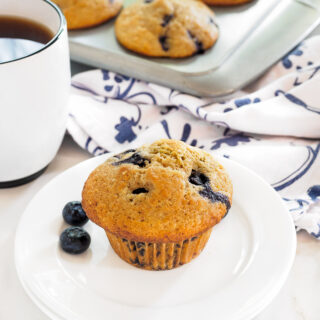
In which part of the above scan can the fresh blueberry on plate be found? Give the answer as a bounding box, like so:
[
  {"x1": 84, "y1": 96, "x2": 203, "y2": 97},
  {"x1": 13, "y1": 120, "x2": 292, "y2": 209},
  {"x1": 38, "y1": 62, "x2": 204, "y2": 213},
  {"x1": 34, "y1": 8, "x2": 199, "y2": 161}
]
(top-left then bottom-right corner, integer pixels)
[
  {"x1": 60, "y1": 227, "x2": 91, "y2": 254},
  {"x1": 62, "y1": 201, "x2": 88, "y2": 227}
]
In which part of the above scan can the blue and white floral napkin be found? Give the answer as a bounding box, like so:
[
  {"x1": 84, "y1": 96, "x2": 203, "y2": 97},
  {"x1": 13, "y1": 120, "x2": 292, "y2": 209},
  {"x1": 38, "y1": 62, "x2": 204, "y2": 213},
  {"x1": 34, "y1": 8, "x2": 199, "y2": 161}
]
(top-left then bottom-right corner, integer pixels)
[{"x1": 67, "y1": 36, "x2": 320, "y2": 239}]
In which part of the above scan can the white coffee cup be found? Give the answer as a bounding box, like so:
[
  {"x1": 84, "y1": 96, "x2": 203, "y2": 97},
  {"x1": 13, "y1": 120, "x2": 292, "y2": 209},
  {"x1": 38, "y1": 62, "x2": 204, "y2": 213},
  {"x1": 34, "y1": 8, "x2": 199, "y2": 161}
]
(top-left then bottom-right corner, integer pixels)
[{"x1": 0, "y1": 0, "x2": 70, "y2": 187}]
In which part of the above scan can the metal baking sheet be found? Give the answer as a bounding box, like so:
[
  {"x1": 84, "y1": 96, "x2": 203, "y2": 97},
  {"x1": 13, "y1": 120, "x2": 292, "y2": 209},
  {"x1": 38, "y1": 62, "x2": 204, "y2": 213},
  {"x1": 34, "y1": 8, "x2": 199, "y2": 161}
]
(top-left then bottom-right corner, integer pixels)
[{"x1": 69, "y1": 0, "x2": 320, "y2": 96}]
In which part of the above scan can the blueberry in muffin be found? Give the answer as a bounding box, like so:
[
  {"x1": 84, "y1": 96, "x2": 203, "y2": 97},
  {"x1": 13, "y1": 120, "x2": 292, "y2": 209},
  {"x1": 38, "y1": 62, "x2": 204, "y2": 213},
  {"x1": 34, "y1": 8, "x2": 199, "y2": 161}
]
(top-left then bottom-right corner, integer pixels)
[{"x1": 115, "y1": 0, "x2": 219, "y2": 58}]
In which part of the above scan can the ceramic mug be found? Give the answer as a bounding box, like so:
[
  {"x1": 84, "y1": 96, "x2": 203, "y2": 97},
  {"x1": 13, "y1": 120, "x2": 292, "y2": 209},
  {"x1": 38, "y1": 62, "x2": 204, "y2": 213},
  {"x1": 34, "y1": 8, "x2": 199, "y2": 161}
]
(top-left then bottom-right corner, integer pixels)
[{"x1": 0, "y1": 0, "x2": 70, "y2": 187}]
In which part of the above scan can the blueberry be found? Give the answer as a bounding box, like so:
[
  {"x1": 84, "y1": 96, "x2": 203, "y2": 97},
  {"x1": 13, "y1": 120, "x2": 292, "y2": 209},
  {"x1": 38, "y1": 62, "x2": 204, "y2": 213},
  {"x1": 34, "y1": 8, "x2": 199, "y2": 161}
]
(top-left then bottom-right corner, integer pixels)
[
  {"x1": 159, "y1": 35, "x2": 169, "y2": 51},
  {"x1": 161, "y1": 14, "x2": 173, "y2": 27},
  {"x1": 62, "y1": 201, "x2": 88, "y2": 227},
  {"x1": 199, "y1": 186, "x2": 231, "y2": 211},
  {"x1": 187, "y1": 30, "x2": 205, "y2": 54},
  {"x1": 195, "y1": 40, "x2": 205, "y2": 54},
  {"x1": 189, "y1": 170, "x2": 230, "y2": 211},
  {"x1": 60, "y1": 227, "x2": 91, "y2": 254},
  {"x1": 112, "y1": 153, "x2": 149, "y2": 168},
  {"x1": 132, "y1": 188, "x2": 148, "y2": 194},
  {"x1": 189, "y1": 170, "x2": 209, "y2": 186}
]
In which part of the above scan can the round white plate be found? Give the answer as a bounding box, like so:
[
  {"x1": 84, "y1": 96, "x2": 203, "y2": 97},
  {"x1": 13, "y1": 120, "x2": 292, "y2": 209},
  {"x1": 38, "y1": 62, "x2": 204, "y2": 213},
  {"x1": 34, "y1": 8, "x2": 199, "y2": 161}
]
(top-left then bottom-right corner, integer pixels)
[{"x1": 15, "y1": 154, "x2": 296, "y2": 320}]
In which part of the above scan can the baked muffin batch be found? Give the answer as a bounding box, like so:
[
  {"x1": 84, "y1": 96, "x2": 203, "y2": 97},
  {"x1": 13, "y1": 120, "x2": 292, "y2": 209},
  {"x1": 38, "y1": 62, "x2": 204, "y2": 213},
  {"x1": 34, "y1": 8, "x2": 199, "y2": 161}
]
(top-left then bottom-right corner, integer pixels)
[{"x1": 53, "y1": 0, "x2": 255, "y2": 57}]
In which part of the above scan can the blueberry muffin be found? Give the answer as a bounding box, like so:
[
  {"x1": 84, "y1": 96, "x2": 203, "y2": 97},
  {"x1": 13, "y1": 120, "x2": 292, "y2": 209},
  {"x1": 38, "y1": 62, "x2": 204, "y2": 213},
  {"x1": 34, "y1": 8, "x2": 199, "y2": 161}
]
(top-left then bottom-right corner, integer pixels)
[
  {"x1": 115, "y1": 0, "x2": 219, "y2": 58},
  {"x1": 82, "y1": 139, "x2": 232, "y2": 270},
  {"x1": 202, "y1": 0, "x2": 254, "y2": 5},
  {"x1": 52, "y1": 0, "x2": 123, "y2": 30}
]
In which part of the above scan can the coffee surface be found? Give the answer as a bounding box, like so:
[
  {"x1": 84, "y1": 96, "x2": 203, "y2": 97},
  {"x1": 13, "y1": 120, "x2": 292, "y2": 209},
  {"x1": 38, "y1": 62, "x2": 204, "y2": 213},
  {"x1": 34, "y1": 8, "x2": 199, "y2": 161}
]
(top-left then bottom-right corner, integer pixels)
[{"x1": 0, "y1": 16, "x2": 53, "y2": 63}]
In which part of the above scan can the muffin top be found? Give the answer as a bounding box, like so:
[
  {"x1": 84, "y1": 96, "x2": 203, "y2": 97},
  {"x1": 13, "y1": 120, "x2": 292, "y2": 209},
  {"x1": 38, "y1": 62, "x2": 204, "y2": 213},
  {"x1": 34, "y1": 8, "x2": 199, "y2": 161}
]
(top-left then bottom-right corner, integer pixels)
[
  {"x1": 115, "y1": 0, "x2": 219, "y2": 58},
  {"x1": 82, "y1": 139, "x2": 232, "y2": 242},
  {"x1": 52, "y1": 0, "x2": 123, "y2": 30}
]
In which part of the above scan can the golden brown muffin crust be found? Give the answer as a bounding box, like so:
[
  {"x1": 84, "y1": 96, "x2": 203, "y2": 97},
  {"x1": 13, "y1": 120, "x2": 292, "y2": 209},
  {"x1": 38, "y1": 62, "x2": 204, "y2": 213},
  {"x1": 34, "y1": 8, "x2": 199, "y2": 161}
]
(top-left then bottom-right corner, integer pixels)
[
  {"x1": 53, "y1": 0, "x2": 123, "y2": 30},
  {"x1": 82, "y1": 139, "x2": 232, "y2": 243},
  {"x1": 115, "y1": 0, "x2": 219, "y2": 58}
]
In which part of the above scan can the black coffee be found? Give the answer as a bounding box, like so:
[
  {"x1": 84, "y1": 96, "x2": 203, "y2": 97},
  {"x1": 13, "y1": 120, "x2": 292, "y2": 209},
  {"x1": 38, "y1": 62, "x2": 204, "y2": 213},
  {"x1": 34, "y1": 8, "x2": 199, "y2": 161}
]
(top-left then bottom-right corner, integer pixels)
[{"x1": 0, "y1": 16, "x2": 54, "y2": 63}]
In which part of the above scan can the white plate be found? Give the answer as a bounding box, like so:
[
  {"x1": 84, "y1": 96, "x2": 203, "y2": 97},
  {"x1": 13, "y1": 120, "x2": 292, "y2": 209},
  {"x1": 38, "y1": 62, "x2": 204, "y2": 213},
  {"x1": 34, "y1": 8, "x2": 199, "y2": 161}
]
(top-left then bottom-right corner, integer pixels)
[{"x1": 15, "y1": 154, "x2": 296, "y2": 320}]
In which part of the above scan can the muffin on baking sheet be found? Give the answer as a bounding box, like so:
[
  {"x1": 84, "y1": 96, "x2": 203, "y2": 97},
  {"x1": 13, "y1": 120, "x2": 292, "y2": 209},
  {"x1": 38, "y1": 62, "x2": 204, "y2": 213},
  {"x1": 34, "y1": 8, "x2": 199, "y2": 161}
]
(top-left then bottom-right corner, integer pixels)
[
  {"x1": 115, "y1": 0, "x2": 219, "y2": 58},
  {"x1": 52, "y1": 0, "x2": 123, "y2": 30},
  {"x1": 82, "y1": 139, "x2": 232, "y2": 271},
  {"x1": 202, "y1": 0, "x2": 254, "y2": 6}
]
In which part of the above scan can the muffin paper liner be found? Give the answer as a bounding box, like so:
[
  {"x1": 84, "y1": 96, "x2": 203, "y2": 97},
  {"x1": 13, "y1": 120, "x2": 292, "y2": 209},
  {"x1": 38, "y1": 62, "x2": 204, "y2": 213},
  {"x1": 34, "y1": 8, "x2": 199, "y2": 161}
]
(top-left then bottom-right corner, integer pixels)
[{"x1": 106, "y1": 228, "x2": 213, "y2": 270}]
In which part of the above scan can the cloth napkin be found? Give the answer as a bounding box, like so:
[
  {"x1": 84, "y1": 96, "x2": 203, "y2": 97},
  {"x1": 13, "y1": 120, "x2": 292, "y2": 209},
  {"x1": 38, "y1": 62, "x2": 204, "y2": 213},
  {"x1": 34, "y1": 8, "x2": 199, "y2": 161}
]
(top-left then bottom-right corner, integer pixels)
[{"x1": 67, "y1": 36, "x2": 320, "y2": 239}]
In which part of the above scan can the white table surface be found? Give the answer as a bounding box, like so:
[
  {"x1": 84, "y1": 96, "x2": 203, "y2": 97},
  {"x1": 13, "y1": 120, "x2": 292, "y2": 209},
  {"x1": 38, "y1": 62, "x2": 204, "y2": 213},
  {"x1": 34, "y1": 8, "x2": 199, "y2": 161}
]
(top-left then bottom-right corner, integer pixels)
[{"x1": 2, "y1": 24, "x2": 320, "y2": 317}]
